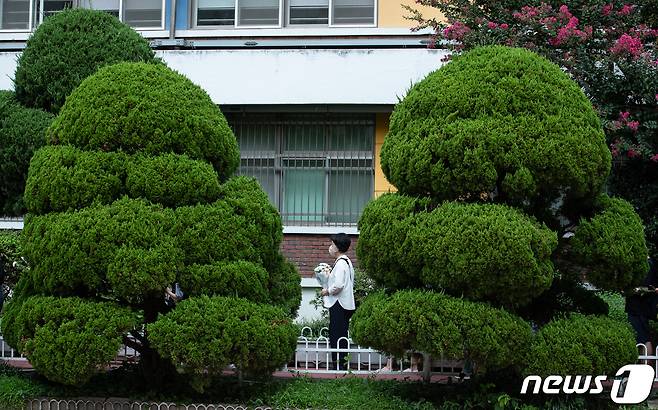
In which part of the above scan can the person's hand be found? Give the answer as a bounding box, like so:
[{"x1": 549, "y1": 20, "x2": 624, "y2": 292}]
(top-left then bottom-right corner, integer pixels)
[{"x1": 321, "y1": 289, "x2": 329, "y2": 296}]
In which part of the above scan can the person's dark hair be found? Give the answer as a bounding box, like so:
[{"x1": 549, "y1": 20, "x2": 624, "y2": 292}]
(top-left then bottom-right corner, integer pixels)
[{"x1": 331, "y1": 233, "x2": 351, "y2": 253}]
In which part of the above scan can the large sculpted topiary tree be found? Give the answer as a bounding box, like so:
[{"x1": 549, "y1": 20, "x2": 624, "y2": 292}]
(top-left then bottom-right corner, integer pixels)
[
  {"x1": 1, "y1": 62, "x2": 301, "y2": 389},
  {"x1": 351, "y1": 46, "x2": 644, "y2": 379}
]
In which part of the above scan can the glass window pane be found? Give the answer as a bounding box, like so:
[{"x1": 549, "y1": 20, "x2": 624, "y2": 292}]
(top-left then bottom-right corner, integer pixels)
[
  {"x1": 284, "y1": 122, "x2": 324, "y2": 153},
  {"x1": 332, "y1": 0, "x2": 374, "y2": 25},
  {"x1": 79, "y1": 0, "x2": 119, "y2": 17},
  {"x1": 197, "y1": 0, "x2": 234, "y2": 26},
  {"x1": 124, "y1": 0, "x2": 162, "y2": 28},
  {"x1": 328, "y1": 121, "x2": 373, "y2": 151},
  {"x1": 0, "y1": 0, "x2": 30, "y2": 30},
  {"x1": 238, "y1": 0, "x2": 279, "y2": 26},
  {"x1": 41, "y1": 0, "x2": 72, "y2": 20},
  {"x1": 283, "y1": 167, "x2": 325, "y2": 223},
  {"x1": 289, "y1": 0, "x2": 327, "y2": 25},
  {"x1": 328, "y1": 170, "x2": 372, "y2": 224}
]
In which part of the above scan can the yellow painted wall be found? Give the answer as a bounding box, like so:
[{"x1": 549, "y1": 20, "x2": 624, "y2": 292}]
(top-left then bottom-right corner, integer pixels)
[
  {"x1": 378, "y1": 0, "x2": 444, "y2": 28},
  {"x1": 374, "y1": 113, "x2": 397, "y2": 198}
]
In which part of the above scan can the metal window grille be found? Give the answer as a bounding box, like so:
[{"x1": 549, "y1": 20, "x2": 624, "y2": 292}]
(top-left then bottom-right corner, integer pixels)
[{"x1": 226, "y1": 113, "x2": 374, "y2": 227}]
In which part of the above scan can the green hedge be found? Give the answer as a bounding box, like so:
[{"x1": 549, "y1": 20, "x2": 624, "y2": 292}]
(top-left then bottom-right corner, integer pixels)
[
  {"x1": 0, "y1": 105, "x2": 53, "y2": 215},
  {"x1": 24, "y1": 146, "x2": 127, "y2": 214},
  {"x1": 48, "y1": 62, "x2": 239, "y2": 180},
  {"x1": 14, "y1": 8, "x2": 155, "y2": 113},
  {"x1": 525, "y1": 314, "x2": 637, "y2": 377},
  {"x1": 357, "y1": 194, "x2": 557, "y2": 308},
  {"x1": 266, "y1": 253, "x2": 302, "y2": 317},
  {"x1": 22, "y1": 197, "x2": 176, "y2": 295},
  {"x1": 350, "y1": 290, "x2": 533, "y2": 374},
  {"x1": 25, "y1": 147, "x2": 223, "y2": 214},
  {"x1": 0, "y1": 230, "x2": 26, "y2": 300},
  {"x1": 381, "y1": 46, "x2": 610, "y2": 215},
  {"x1": 107, "y1": 242, "x2": 182, "y2": 303},
  {"x1": 126, "y1": 153, "x2": 221, "y2": 207},
  {"x1": 0, "y1": 296, "x2": 137, "y2": 385},
  {"x1": 571, "y1": 194, "x2": 649, "y2": 291},
  {"x1": 179, "y1": 261, "x2": 269, "y2": 303},
  {"x1": 0, "y1": 90, "x2": 18, "y2": 118},
  {"x1": 148, "y1": 296, "x2": 298, "y2": 392}
]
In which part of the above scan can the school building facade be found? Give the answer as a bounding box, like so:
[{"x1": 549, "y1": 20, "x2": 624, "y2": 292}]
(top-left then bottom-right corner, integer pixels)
[{"x1": 0, "y1": 0, "x2": 447, "y2": 320}]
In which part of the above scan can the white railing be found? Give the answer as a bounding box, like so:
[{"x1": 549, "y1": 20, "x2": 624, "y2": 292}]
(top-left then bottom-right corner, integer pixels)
[
  {"x1": 0, "y1": 333, "x2": 26, "y2": 362},
  {"x1": 636, "y1": 343, "x2": 658, "y2": 381}
]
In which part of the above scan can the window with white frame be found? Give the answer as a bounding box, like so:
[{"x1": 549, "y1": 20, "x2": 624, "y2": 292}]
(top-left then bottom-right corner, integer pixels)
[
  {"x1": 79, "y1": 0, "x2": 119, "y2": 17},
  {"x1": 193, "y1": 0, "x2": 375, "y2": 28},
  {"x1": 289, "y1": 0, "x2": 327, "y2": 25},
  {"x1": 123, "y1": 0, "x2": 163, "y2": 28},
  {"x1": 0, "y1": 0, "x2": 32, "y2": 30},
  {"x1": 332, "y1": 0, "x2": 374, "y2": 25},
  {"x1": 227, "y1": 113, "x2": 374, "y2": 227},
  {"x1": 32, "y1": 0, "x2": 165, "y2": 28},
  {"x1": 194, "y1": 0, "x2": 282, "y2": 27}
]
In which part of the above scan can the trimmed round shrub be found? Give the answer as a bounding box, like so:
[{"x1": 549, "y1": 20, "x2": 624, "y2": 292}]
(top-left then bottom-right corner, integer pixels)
[
  {"x1": 525, "y1": 314, "x2": 637, "y2": 377},
  {"x1": 126, "y1": 154, "x2": 221, "y2": 207},
  {"x1": 571, "y1": 194, "x2": 649, "y2": 291},
  {"x1": 0, "y1": 105, "x2": 53, "y2": 215},
  {"x1": 381, "y1": 46, "x2": 610, "y2": 212},
  {"x1": 357, "y1": 193, "x2": 557, "y2": 308},
  {"x1": 179, "y1": 261, "x2": 270, "y2": 303},
  {"x1": 267, "y1": 253, "x2": 302, "y2": 317},
  {"x1": 147, "y1": 296, "x2": 298, "y2": 392},
  {"x1": 350, "y1": 290, "x2": 533, "y2": 374},
  {"x1": 356, "y1": 193, "x2": 430, "y2": 289},
  {"x1": 14, "y1": 8, "x2": 155, "y2": 113},
  {"x1": 0, "y1": 296, "x2": 137, "y2": 385},
  {"x1": 107, "y1": 242, "x2": 182, "y2": 303},
  {"x1": 48, "y1": 62, "x2": 239, "y2": 180},
  {"x1": 24, "y1": 145, "x2": 127, "y2": 214},
  {"x1": 22, "y1": 197, "x2": 176, "y2": 295}
]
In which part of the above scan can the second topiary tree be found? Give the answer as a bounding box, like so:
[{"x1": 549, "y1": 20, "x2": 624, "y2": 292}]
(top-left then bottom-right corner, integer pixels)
[
  {"x1": 2, "y1": 62, "x2": 301, "y2": 390},
  {"x1": 352, "y1": 46, "x2": 644, "y2": 380}
]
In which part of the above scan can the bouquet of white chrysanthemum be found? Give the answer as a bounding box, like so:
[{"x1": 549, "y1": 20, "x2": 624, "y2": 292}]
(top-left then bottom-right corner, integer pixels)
[{"x1": 314, "y1": 263, "x2": 331, "y2": 288}]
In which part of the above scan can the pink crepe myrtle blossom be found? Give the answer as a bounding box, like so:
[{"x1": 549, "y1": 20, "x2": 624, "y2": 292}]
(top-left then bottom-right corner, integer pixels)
[
  {"x1": 627, "y1": 149, "x2": 640, "y2": 158},
  {"x1": 628, "y1": 121, "x2": 640, "y2": 132},
  {"x1": 443, "y1": 21, "x2": 471, "y2": 41},
  {"x1": 487, "y1": 21, "x2": 498, "y2": 29},
  {"x1": 651, "y1": 154, "x2": 658, "y2": 162},
  {"x1": 617, "y1": 4, "x2": 634, "y2": 16},
  {"x1": 610, "y1": 34, "x2": 644, "y2": 59},
  {"x1": 500, "y1": 23, "x2": 509, "y2": 29},
  {"x1": 602, "y1": 4, "x2": 613, "y2": 16}
]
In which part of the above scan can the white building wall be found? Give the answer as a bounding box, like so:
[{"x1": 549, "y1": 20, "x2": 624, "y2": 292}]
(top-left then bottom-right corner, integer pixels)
[{"x1": 0, "y1": 48, "x2": 447, "y2": 104}]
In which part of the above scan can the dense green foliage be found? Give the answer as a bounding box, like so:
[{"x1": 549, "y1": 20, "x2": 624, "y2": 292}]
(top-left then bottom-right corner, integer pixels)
[
  {"x1": 13, "y1": 8, "x2": 155, "y2": 113},
  {"x1": 24, "y1": 146, "x2": 127, "y2": 214},
  {"x1": 571, "y1": 194, "x2": 649, "y2": 291},
  {"x1": 406, "y1": 0, "x2": 658, "y2": 260},
  {"x1": 8, "y1": 61, "x2": 300, "y2": 388},
  {"x1": 0, "y1": 104, "x2": 53, "y2": 215},
  {"x1": 148, "y1": 296, "x2": 298, "y2": 392},
  {"x1": 24, "y1": 147, "x2": 222, "y2": 213},
  {"x1": 350, "y1": 290, "x2": 533, "y2": 374},
  {"x1": 0, "y1": 230, "x2": 27, "y2": 301},
  {"x1": 354, "y1": 46, "x2": 643, "y2": 382},
  {"x1": 525, "y1": 314, "x2": 637, "y2": 377},
  {"x1": 358, "y1": 194, "x2": 557, "y2": 308},
  {"x1": 381, "y1": 47, "x2": 610, "y2": 224},
  {"x1": 126, "y1": 153, "x2": 221, "y2": 207},
  {"x1": 48, "y1": 62, "x2": 239, "y2": 180},
  {"x1": 1, "y1": 296, "x2": 137, "y2": 385}
]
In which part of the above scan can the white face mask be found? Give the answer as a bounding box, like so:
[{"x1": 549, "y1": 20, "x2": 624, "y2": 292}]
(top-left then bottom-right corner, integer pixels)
[{"x1": 329, "y1": 243, "x2": 338, "y2": 257}]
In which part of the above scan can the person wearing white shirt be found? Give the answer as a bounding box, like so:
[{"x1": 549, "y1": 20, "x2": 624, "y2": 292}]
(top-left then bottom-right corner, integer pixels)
[{"x1": 320, "y1": 233, "x2": 355, "y2": 370}]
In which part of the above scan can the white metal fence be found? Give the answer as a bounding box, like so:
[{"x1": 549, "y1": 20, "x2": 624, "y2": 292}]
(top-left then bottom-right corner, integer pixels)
[{"x1": 6, "y1": 331, "x2": 653, "y2": 380}]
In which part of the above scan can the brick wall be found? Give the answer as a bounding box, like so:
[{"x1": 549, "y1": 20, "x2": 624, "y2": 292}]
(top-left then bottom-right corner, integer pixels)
[{"x1": 281, "y1": 234, "x2": 359, "y2": 277}]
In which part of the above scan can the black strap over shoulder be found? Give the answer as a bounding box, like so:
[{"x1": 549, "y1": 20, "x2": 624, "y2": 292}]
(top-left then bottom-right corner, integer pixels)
[{"x1": 334, "y1": 256, "x2": 353, "y2": 282}]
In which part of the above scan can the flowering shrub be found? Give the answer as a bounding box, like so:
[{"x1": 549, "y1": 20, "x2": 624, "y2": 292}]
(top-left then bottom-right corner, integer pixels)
[{"x1": 405, "y1": 0, "x2": 658, "y2": 257}]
